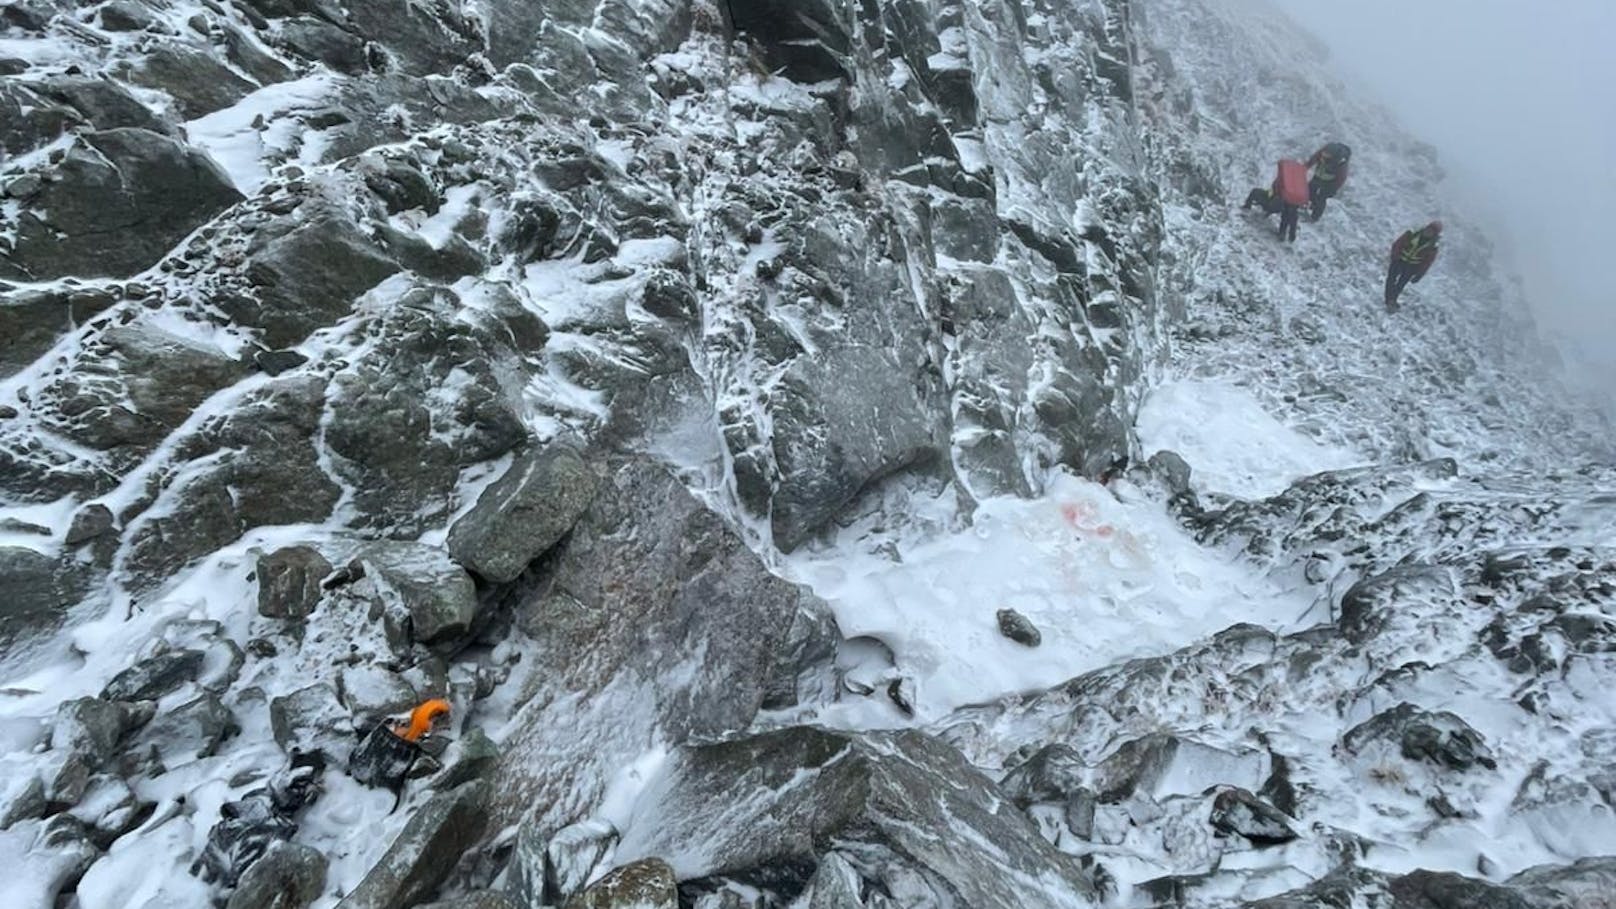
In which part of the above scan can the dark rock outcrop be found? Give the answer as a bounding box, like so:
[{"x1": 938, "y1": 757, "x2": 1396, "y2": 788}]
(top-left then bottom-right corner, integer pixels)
[
  {"x1": 1, "y1": 129, "x2": 243, "y2": 281},
  {"x1": 0, "y1": 547, "x2": 91, "y2": 644},
  {"x1": 358, "y1": 542, "x2": 480, "y2": 646},
  {"x1": 225, "y1": 841, "x2": 328, "y2": 909},
  {"x1": 1342, "y1": 703, "x2": 1498, "y2": 772},
  {"x1": 490, "y1": 458, "x2": 824, "y2": 829},
  {"x1": 233, "y1": 215, "x2": 402, "y2": 348}
]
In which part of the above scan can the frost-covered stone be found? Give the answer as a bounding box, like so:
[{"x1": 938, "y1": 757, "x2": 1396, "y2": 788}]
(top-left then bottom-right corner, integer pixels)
[
  {"x1": 337, "y1": 781, "x2": 490, "y2": 909},
  {"x1": 269, "y1": 683, "x2": 348, "y2": 757},
  {"x1": 546, "y1": 819, "x2": 618, "y2": 906},
  {"x1": 323, "y1": 286, "x2": 526, "y2": 533},
  {"x1": 225, "y1": 841, "x2": 328, "y2": 909},
  {"x1": 1000, "y1": 743, "x2": 1085, "y2": 808},
  {"x1": 51, "y1": 698, "x2": 146, "y2": 761},
  {"x1": 0, "y1": 286, "x2": 118, "y2": 378},
  {"x1": 804, "y1": 852, "x2": 864, "y2": 909},
  {"x1": 1208, "y1": 787, "x2": 1296, "y2": 846},
  {"x1": 996, "y1": 608, "x2": 1043, "y2": 647},
  {"x1": 0, "y1": 771, "x2": 45, "y2": 829},
  {"x1": 64, "y1": 504, "x2": 115, "y2": 546},
  {"x1": 126, "y1": 43, "x2": 256, "y2": 119},
  {"x1": 419, "y1": 895, "x2": 518, "y2": 909},
  {"x1": 611, "y1": 727, "x2": 1097, "y2": 908},
  {"x1": 1095, "y1": 734, "x2": 1269, "y2": 803},
  {"x1": 234, "y1": 215, "x2": 401, "y2": 348},
  {"x1": 120, "y1": 377, "x2": 341, "y2": 591},
  {"x1": 1338, "y1": 565, "x2": 1452, "y2": 643},
  {"x1": 430, "y1": 727, "x2": 498, "y2": 792},
  {"x1": 492, "y1": 458, "x2": 812, "y2": 829},
  {"x1": 125, "y1": 693, "x2": 239, "y2": 767},
  {"x1": 359, "y1": 542, "x2": 480, "y2": 645},
  {"x1": 446, "y1": 445, "x2": 597, "y2": 583},
  {"x1": 338, "y1": 666, "x2": 418, "y2": 727},
  {"x1": 27, "y1": 75, "x2": 171, "y2": 135},
  {"x1": 100, "y1": 649, "x2": 204, "y2": 702},
  {"x1": 564, "y1": 858, "x2": 676, "y2": 909},
  {"x1": 0, "y1": 546, "x2": 90, "y2": 644},
  {"x1": 509, "y1": 816, "x2": 618, "y2": 908},
  {"x1": 0, "y1": 815, "x2": 100, "y2": 907},
  {"x1": 1342, "y1": 703, "x2": 1497, "y2": 772},
  {"x1": 257, "y1": 546, "x2": 332, "y2": 620}
]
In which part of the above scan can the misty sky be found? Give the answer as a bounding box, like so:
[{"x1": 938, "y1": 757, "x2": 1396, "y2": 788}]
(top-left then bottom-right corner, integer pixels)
[{"x1": 1279, "y1": 0, "x2": 1616, "y2": 362}]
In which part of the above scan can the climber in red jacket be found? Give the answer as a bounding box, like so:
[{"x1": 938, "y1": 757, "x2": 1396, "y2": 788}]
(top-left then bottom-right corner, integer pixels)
[
  {"x1": 1242, "y1": 159, "x2": 1310, "y2": 242},
  {"x1": 1384, "y1": 221, "x2": 1442, "y2": 312},
  {"x1": 1306, "y1": 143, "x2": 1351, "y2": 221}
]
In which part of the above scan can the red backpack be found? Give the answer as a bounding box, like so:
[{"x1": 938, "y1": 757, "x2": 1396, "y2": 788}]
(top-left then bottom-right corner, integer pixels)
[{"x1": 1277, "y1": 159, "x2": 1309, "y2": 206}]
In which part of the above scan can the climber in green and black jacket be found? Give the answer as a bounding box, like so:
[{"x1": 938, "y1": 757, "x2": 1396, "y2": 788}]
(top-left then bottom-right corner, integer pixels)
[
  {"x1": 1306, "y1": 142, "x2": 1351, "y2": 221},
  {"x1": 1385, "y1": 221, "x2": 1442, "y2": 312}
]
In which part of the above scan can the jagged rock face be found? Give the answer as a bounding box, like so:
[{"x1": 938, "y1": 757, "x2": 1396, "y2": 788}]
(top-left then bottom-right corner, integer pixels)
[
  {"x1": 611, "y1": 726, "x2": 1097, "y2": 907},
  {"x1": 2, "y1": 0, "x2": 1612, "y2": 908}
]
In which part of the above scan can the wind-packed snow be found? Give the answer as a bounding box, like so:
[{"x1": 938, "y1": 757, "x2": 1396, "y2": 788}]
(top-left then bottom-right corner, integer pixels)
[
  {"x1": 186, "y1": 75, "x2": 338, "y2": 195},
  {"x1": 787, "y1": 464, "x2": 1327, "y2": 725},
  {"x1": 1138, "y1": 380, "x2": 1363, "y2": 498}
]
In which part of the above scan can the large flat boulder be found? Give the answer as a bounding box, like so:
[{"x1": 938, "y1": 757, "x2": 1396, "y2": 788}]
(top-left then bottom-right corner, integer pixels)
[
  {"x1": 359, "y1": 542, "x2": 480, "y2": 646},
  {"x1": 233, "y1": 216, "x2": 401, "y2": 348},
  {"x1": 1, "y1": 129, "x2": 243, "y2": 281}
]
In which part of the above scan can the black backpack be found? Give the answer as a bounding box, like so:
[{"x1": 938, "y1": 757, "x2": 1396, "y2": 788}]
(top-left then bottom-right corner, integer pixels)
[{"x1": 1324, "y1": 142, "x2": 1351, "y2": 164}]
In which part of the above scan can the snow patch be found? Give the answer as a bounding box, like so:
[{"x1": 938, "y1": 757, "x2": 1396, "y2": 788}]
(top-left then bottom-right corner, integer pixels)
[{"x1": 1137, "y1": 380, "x2": 1363, "y2": 499}]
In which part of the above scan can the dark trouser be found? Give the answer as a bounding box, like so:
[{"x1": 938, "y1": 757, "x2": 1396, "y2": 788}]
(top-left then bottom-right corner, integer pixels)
[
  {"x1": 1278, "y1": 204, "x2": 1299, "y2": 242},
  {"x1": 1243, "y1": 188, "x2": 1277, "y2": 211},
  {"x1": 1309, "y1": 178, "x2": 1337, "y2": 221},
  {"x1": 1385, "y1": 260, "x2": 1419, "y2": 308}
]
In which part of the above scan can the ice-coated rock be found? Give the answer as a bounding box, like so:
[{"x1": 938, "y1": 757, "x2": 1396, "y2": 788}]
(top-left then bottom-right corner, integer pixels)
[
  {"x1": 358, "y1": 542, "x2": 480, "y2": 646},
  {"x1": 256, "y1": 545, "x2": 333, "y2": 620}
]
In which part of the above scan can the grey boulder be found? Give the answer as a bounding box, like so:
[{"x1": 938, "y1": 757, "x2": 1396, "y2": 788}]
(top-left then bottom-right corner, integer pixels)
[
  {"x1": 256, "y1": 545, "x2": 333, "y2": 620},
  {"x1": 225, "y1": 841, "x2": 328, "y2": 909},
  {"x1": 100, "y1": 648, "x2": 205, "y2": 702},
  {"x1": 564, "y1": 858, "x2": 676, "y2": 909},
  {"x1": 446, "y1": 445, "x2": 597, "y2": 583},
  {"x1": 337, "y1": 781, "x2": 490, "y2": 909},
  {"x1": 359, "y1": 542, "x2": 480, "y2": 645},
  {"x1": 1342, "y1": 702, "x2": 1498, "y2": 772},
  {"x1": 0, "y1": 547, "x2": 91, "y2": 646}
]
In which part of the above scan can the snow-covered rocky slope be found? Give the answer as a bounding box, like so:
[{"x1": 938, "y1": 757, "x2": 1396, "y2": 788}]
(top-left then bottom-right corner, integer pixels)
[{"x1": 0, "y1": 0, "x2": 1612, "y2": 907}]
